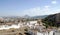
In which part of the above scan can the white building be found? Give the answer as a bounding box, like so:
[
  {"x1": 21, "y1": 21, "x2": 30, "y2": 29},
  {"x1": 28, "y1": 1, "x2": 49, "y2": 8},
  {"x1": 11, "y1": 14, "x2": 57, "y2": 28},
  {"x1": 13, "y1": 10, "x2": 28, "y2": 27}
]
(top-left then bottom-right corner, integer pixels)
[{"x1": 37, "y1": 31, "x2": 54, "y2": 35}]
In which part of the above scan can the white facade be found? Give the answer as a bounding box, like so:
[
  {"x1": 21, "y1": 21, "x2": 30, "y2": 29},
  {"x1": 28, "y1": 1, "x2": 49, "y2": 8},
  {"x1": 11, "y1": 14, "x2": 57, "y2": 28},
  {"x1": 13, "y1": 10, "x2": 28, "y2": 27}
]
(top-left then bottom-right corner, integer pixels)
[
  {"x1": 0, "y1": 21, "x2": 37, "y2": 30},
  {"x1": 37, "y1": 31, "x2": 54, "y2": 35},
  {"x1": 0, "y1": 23, "x2": 24, "y2": 30}
]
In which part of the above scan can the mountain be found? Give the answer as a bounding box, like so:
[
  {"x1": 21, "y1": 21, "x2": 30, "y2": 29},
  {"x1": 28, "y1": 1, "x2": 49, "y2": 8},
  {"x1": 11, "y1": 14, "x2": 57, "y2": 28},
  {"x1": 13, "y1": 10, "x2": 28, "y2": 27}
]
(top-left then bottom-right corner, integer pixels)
[
  {"x1": 21, "y1": 15, "x2": 48, "y2": 19},
  {"x1": 32, "y1": 15, "x2": 48, "y2": 19},
  {"x1": 1, "y1": 15, "x2": 48, "y2": 20},
  {"x1": 42, "y1": 13, "x2": 60, "y2": 27},
  {"x1": 22, "y1": 15, "x2": 31, "y2": 18},
  {"x1": 20, "y1": 15, "x2": 47, "y2": 19}
]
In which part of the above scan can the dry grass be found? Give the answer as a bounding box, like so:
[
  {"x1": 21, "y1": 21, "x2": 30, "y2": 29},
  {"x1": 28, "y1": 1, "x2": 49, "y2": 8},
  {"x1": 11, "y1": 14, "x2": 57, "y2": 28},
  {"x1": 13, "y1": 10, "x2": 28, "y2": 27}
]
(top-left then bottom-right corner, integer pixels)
[{"x1": 0, "y1": 26, "x2": 30, "y2": 35}]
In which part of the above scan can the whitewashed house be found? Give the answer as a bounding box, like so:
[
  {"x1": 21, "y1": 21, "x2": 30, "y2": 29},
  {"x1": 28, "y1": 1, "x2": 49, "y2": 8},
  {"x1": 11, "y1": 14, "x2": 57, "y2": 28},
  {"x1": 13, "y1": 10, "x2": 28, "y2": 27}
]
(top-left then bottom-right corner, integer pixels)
[{"x1": 37, "y1": 31, "x2": 54, "y2": 35}]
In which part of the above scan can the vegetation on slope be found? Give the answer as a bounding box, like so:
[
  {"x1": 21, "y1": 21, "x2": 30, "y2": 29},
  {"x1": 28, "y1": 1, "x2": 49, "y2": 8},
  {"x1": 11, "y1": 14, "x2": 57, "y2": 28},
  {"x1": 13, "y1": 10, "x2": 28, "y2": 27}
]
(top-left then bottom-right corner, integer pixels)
[{"x1": 42, "y1": 13, "x2": 60, "y2": 28}]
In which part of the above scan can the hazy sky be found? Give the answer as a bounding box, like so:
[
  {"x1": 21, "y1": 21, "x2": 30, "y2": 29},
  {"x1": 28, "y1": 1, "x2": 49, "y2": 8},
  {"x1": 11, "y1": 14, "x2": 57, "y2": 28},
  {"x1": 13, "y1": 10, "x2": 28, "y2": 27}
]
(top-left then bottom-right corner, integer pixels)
[{"x1": 0, "y1": 0, "x2": 60, "y2": 16}]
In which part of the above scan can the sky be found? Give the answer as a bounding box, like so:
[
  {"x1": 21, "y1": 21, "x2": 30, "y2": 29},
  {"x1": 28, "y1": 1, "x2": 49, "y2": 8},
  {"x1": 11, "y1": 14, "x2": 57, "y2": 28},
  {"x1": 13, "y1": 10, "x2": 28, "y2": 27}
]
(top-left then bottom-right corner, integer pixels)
[{"x1": 0, "y1": 0, "x2": 60, "y2": 16}]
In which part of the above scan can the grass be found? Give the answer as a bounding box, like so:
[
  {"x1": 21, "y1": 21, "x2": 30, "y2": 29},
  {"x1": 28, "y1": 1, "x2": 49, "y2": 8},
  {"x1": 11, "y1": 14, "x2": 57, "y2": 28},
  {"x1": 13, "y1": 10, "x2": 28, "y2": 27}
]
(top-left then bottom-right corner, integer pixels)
[{"x1": 0, "y1": 26, "x2": 30, "y2": 35}]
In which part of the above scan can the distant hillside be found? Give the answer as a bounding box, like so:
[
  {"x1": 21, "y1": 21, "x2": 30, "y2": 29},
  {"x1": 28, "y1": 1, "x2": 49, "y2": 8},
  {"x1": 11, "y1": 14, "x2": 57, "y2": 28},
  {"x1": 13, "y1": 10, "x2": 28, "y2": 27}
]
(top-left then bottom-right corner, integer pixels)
[
  {"x1": 42, "y1": 13, "x2": 60, "y2": 27},
  {"x1": 32, "y1": 15, "x2": 48, "y2": 19},
  {"x1": 20, "y1": 15, "x2": 48, "y2": 21},
  {"x1": 21, "y1": 15, "x2": 48, "y2": 19}
]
